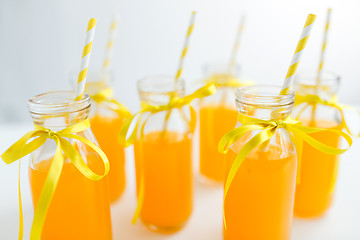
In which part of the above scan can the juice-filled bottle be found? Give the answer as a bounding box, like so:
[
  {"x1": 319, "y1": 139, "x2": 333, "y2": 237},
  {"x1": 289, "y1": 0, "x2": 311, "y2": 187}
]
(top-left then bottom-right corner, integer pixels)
[
  {"x1": 223, "y1": 85, "x2": 297, "y2": 240},
  {"x1": 85, "y1": 73, "x2": 130, "y2": 203},
  {"x1": 28, "y1": 91, "x2": 113, "y2": 239},
  {"x1": 293, "y1": 72, "x2": 342, "y2": 217},
  {"x1": 133, "y1": 76, "x2": 193, "y2": 233},
  {"x1": 199, "y1": 64, "x2": 242, "y2": 183}
]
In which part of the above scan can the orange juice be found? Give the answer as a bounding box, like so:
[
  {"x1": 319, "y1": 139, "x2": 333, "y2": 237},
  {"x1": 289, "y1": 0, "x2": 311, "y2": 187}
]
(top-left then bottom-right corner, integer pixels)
[
  {"x1": 200, "y1": 105, "x2": 238, "y2": 182},
  {"x1": 294, "y1": 119, "x2": 342, "y2": 217},
  {"x1": 90, "y1": 114, "x2": 126, "y2": 202},
  {"x1": 134, "y1": 131, "x2": 192, "y2": 232},
  {"x1": 224, "y1": 146, "x2": 297, "y2": 240},
  {"x1": 29, "y1": 153, "x2": 113, "y2": 240}
]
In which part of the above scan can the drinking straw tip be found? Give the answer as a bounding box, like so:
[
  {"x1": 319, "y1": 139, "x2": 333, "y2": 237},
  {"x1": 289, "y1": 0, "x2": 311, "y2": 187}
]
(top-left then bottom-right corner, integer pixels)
[
  {"x1": 87, "y1": 18, "x2": 97, "y2": 31},
  {"x1": 306, "y1": 14, "x2": 317, "y2": 25}
]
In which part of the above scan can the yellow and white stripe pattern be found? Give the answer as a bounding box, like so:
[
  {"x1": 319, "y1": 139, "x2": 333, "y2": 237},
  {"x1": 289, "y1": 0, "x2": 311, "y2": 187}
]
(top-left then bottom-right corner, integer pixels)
[
  {"x1": 103, "y1": 16, "x2": 119, "y2": 73},
  {"x1": 280, "y1": 14, "x2": 316, "y2": 95},
  {"x1": 175, "y1": 11, "x2": 196, "y2": 82},
  {"x1": 317, "y1": 8, "x2": 332, "y2": 86},
  {"x1": 75, "y1": 18, "x2": 97, "y2": 100},
  {"x1": 228, "y1": 15, "x2": 245, "y2": 74}
]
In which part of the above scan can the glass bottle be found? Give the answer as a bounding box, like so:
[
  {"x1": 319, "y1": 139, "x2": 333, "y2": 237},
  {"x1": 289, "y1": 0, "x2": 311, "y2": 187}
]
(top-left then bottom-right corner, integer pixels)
[
  {"x1": 199, "y1": 64, "x2": 242, "y2": 183},
  {"x1": 85, "y1": 72, "x2": 130, "y2": 203},
  {"x1": 134, "y1": 76, "x2": 193, "y2": 233},
  {"x1": 293, "y1": 72, "x2": 342, "y2": 217},
  {"x1": 28, "y1": 91, "x2": 113, "y2": 239},
  {"x1": 223, "y1": 85, "x2": 297, "y2": 240}
]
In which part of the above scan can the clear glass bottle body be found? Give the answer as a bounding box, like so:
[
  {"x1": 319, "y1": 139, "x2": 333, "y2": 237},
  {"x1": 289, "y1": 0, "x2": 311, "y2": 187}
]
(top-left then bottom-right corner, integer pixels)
[
  {"x1": 134, "y1": 76, "x2": 193, "y2": 233},
  {"x1": 85, "y1": 72, "x2": 128, "y2": 203},
  {"x1": 199, "y1": 64, "x2": 241, "y2": 183},
  {"x1": 224, "y1": 86, "x2": 297, "y2": 240},
  {"x1": 28, "y1": 91, "x2": 112, "y2": 239},
  {"x1": 293, "y1": 72, "x2": 342, "y2": 218}
]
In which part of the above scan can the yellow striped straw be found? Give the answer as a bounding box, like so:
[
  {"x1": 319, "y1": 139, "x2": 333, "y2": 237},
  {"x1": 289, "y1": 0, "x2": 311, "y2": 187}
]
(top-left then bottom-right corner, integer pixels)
[
  {"x1": 228, "y1": 15, "x2": 246, "y2": 74},
  {"x1": 316, "y1": 8, "x2": 332, "y2": 89},
  {"x1": 280, "y1": 14, "x2": 317, "y2": 95},
  {"x1": 75, "y1": 18, "x2": 97, "y2": 100},
  {"x1": 103, "y1": 16, "x2": 119, "y2": 74},
  {"x1": 175, "y1": 11, "x2": 196, "y2": 82}
]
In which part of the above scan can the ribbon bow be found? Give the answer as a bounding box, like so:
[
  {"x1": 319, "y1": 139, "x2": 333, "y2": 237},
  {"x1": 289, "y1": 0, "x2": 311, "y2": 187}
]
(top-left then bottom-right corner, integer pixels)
[
  {"x1": 295, "y1": 94, "x2": 360, "y2": 137},
  {"x1": 119, "y1": 83, "x2": 215, "y2": 224},
  {"x1": 120, "y1": 84, "x2": 216, "y2": 147},
  {"x1": 90, "y1": 87, "x2": 132, "y2": 118},
  {"x1": 1, "y1": 119, "x2": 109, "y2": 240},
  {"x1": 218, "y1": 114, "x2": 352, "y2": 228},
  {"x1": 205, "y1": 74, "x2": 253, "y2": 88}
]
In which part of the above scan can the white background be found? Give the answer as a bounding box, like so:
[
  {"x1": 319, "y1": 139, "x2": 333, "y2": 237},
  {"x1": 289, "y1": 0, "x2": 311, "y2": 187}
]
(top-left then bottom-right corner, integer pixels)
[
  {"x1": 0, "y1": 0, "x2": 360, "y2": 122},
  {"x1": 1, "y1": 0, "x2": 360, "y2": 239}
]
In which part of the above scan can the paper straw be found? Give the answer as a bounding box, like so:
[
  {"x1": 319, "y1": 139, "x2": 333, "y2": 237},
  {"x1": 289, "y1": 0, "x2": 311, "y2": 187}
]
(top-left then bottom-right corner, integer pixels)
[
  {"x1": 103, "y1": 16, "x2": 119, "y2": 74},
  {"x1": 316, "y1": 8, "x2": 332, "y2": 90},
  {"x1": 175, "y1": 11, "x2": 196, "y2": 82},
  {"x1": 74, "y1": 18, "x2": 97, "y2": 100},
  {"x1": 228, "y1": 15, "x2": 245, "y2": 74},
  {"x1": 280, "y1": 14, "x2": 316, "y2": 95}
]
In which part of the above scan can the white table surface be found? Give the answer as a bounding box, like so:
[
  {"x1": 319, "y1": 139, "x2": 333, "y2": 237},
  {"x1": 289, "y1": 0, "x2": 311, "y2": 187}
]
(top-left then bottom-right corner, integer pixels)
[{"x1": 0, "y1": 123, "x2": 359, "y2": 240}]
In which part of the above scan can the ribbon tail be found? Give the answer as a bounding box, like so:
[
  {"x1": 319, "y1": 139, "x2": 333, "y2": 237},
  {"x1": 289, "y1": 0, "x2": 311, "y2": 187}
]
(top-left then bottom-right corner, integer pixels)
[
  {"x1": 189, "y1": 106, "x2": 197, "y2": 134},
  {"x1": 59, "y1": 135, "x2": 109, "y2": 180},
  {"x1": 18, "y1": 159, "x2": 23, "y2": 240},
  {"x1": 30, "y1": 138, "x2": 64, "y2": 240},
  {"x1": 131, "y1": 123, "x2": 148, "y2": 224},
  {"x1": 58, "y1": 118, "x2": 90, "y2": 134},
  {"x1": 218, "y1": 125, "x2": 266, "y2": 154},
  {"x1": 288, "y1": 125, "x2": 352, "y2": 155},
  {"x1": 1, "y1": 132, "x2": 46, "y2": 164},
  {"x1": 110, "y1": 100, "x2": 132, "y2": 118},
  {"x1": 119, "y1": 114, "x2": 140, "y2": 147},
  {"x1": 223, "y1": 127, "x2": 275, "y2": 230},
  {"x1": 131, "y1": 170, "x2": 145, "y2": 224}
]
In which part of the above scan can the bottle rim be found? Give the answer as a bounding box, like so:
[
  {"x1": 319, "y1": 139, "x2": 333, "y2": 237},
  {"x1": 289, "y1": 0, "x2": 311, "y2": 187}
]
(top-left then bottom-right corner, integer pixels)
[
  {"x1": 28, "y1": 91, "x2": 91, "y2": 115},
  {"x1": 295, "y1": 71, "x2": 341, "y2": 87},
  {"x1": 236, "y1": 85, "x2": 295, "y2": 107},
  {"x1": 137, "y1": 75, "x2": 185, "y2": 95}
]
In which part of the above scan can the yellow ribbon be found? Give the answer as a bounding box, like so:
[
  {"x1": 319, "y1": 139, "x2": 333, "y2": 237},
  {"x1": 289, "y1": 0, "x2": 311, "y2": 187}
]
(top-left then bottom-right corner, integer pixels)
[
  {"x1": 119, "y1": 84, "x2": 216, "y2": 224},
  {"x1": 90, "y1": 87, "x2": 132, "y2": 118},
  {"x1": 1, "y1": 119, "x2": 109, "y2": 240},
  {"x1": 295, "y1": 94, "x2": 360, "y2": 137},
  {"x1": 120, "y1": 84, "x2": 216, "y2": 147},
  {"x1": 218, "y1": 114, "x2": 352, "y2": 228},
  {"x1": 205, "y1": 74, "x2": 253, "y2": 88}
]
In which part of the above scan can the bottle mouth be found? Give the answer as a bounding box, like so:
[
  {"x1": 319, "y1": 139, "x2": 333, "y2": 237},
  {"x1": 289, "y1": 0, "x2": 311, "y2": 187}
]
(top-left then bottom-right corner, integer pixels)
[
  {"x1": 137, "y1": 75, "x2": 185, "y2": 94},
  {"x1": 137, "y1": 75, "x2": 185, "y2": 104},
  {"x1": 203, "y1": 63, "x2": 241, "y2": 77},
  {"x1": 69, "y1": 71, "x2": 113, "y2": 95},
  {"x1": 295, "y1": 71, "x2": 340, "y2": 94},
  {"x1": 29, "y1": 91, "x2": 91, "y2": 115},
  {"x1": 236, "y1": 85, "x2": 295, "y2": 107}
]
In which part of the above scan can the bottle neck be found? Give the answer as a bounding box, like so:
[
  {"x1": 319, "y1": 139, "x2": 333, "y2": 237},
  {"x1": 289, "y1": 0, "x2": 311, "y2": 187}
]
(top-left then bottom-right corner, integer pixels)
[
  {"x1": 294, "y1": 72, "x2": 340, "y2": 100},
  {"x1": 235, "y1": 85, "x2": 295, "y2": 121},
  {"x1": 29, "y1": 91, "x2": 91, "y2": 130},
  {"x1": 137, "y1": 75, "x2": 185, "y2": 105}
]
